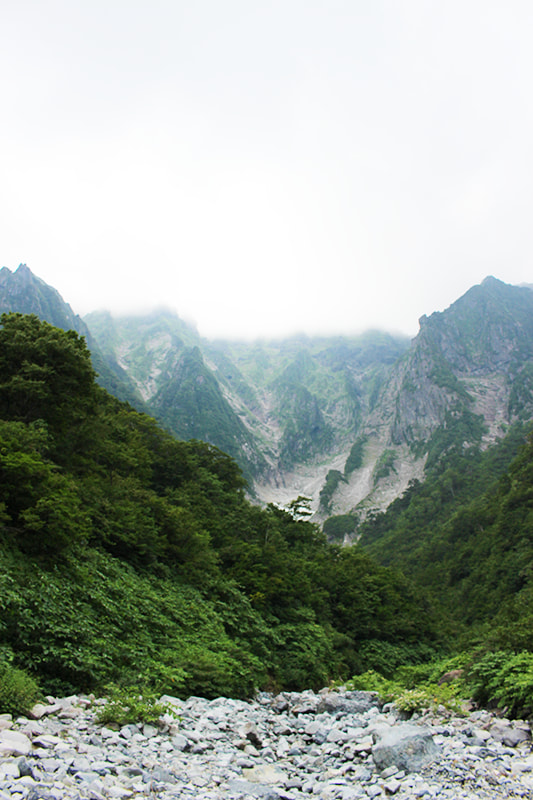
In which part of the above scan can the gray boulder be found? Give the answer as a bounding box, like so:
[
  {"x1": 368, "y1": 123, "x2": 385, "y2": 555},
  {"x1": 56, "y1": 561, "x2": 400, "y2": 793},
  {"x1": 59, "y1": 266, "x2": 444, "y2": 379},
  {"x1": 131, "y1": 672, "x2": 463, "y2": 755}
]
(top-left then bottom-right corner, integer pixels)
[
  {"x1": 372, "y1": 723, "x2": 440, "y2": 773},
  {"x1": 317, "y1": 690, "x2": 380, "y2": 715}
]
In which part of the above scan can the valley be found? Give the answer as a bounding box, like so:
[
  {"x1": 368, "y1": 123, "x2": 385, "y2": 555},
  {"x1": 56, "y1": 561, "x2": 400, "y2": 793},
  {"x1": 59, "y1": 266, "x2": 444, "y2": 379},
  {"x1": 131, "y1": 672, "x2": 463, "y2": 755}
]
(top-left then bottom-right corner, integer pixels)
[
  {"x1": 1, "y1": 265, "x2": 532, "y2": 528},
  {"x1": 1, "y1": 265, "x2": 533, "y2": 726}
]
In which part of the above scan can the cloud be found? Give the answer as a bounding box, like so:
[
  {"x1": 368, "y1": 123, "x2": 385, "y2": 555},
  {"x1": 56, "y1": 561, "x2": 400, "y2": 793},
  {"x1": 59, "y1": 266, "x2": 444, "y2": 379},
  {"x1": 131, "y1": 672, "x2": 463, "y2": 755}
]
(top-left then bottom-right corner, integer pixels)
[{"x1": 1, "y1": 1, "x2": 532, "y2": 338}]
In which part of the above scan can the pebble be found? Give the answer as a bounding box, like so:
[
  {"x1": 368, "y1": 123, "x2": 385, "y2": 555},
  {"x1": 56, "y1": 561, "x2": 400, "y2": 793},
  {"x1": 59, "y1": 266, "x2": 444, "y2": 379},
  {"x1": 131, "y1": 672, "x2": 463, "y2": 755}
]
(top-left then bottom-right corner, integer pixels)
[{"x1": 0, "y1": 689, "x2": 531, "y2": 799}]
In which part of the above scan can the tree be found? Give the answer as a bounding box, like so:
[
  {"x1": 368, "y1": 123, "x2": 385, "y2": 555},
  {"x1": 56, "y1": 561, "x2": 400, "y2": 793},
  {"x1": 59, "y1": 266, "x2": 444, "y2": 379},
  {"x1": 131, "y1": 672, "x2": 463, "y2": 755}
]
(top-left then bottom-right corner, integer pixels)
[{"x1": 0, "y1": 313, "x2": 97, "y2": 465}]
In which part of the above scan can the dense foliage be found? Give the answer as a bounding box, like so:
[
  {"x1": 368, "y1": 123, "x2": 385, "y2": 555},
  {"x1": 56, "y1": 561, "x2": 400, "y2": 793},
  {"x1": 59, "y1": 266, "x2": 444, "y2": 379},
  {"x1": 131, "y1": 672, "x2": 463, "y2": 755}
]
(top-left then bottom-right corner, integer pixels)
[
  {"x1": 358, "y1": 421, "x2": 533, "y2": 622},
  {"x1": 0, "y1": 314, "x2": 439, "y2": 701},
  {"x1": 357, "y1": 418, "x2": 533, "y2": 715}
]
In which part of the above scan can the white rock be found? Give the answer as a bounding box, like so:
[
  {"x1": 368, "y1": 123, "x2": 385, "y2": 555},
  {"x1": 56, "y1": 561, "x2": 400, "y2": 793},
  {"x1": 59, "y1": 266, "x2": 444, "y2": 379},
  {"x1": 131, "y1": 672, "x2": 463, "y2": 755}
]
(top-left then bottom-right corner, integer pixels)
[
  {"x1": 29, "y1": 702, "x2": 62, "y2": 719},
  {"x1": 0, "y1": 761, "x2": 20, "y2": 779},
  {"x1": 242, "y1": 763, "x2": 287, "y2": 784},
  {"x1": 32, "y1": 734, "x2": 62, "y2": 748},
  {"x1": 0, "y1": 730, "x2": 32, "y2": 756}
]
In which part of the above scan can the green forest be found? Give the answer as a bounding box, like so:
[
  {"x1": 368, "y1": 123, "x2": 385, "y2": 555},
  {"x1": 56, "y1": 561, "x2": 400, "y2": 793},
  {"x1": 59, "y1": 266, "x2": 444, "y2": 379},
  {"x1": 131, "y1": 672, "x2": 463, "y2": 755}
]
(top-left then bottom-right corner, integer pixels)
[{"x1": 1, "y1": 313, "x2": 533, "y2": 719}]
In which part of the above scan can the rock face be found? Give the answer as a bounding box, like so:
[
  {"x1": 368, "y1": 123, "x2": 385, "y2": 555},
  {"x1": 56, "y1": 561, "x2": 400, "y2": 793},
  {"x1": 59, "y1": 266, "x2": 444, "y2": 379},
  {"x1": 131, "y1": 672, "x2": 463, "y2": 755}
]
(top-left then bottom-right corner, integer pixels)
[
  {"x1": 381, "y1": 276, "x2": 533, "y2": 449},
  {"x1": 0, "y1": 688, "x2": 531, "y2": 800}
]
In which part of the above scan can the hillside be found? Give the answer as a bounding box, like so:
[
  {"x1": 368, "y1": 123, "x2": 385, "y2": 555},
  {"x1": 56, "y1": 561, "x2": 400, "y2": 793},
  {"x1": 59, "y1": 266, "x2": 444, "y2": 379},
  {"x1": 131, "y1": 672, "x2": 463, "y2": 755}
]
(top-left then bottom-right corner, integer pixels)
[
  {"x1": 333, "y1": 277, "x2": 533, "y2": 524},
  {"x1": 0, "y1": 313, "x2": 438, "y2": 697},
  {"x1": 84, "y1": 306, "x2": 410, "y2": 502},
  {"x1": 0, "y1": 265, "x2": 142, "y2": 409},
  {"x1": 2, "y1": 312, "x2": 533, "y2": 723}
]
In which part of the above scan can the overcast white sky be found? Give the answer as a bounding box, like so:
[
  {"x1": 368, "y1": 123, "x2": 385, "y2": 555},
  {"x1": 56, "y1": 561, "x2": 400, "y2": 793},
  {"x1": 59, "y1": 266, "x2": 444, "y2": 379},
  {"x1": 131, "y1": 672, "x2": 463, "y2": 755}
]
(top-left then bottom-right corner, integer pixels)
[{"x1": 2, "y1": 1, "x2": 532, "y2": 339}]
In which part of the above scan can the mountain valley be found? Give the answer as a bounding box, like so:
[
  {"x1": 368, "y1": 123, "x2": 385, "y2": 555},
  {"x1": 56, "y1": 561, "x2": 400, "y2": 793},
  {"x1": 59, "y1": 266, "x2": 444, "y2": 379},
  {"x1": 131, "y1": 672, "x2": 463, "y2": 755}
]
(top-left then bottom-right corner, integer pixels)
[
  {"x1": 1, "y1": 262, "x2": 533, "y2": 716},
  {"x1": 1, "y1": 265, "x2": 532, "y2": 531}
]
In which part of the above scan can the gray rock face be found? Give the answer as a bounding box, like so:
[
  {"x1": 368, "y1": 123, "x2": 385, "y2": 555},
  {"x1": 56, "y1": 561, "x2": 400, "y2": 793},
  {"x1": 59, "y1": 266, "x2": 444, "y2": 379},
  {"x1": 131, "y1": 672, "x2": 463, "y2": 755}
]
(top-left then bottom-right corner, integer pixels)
[{"x1": 0, "y1": 689, "x2": 531, "y2": 800}]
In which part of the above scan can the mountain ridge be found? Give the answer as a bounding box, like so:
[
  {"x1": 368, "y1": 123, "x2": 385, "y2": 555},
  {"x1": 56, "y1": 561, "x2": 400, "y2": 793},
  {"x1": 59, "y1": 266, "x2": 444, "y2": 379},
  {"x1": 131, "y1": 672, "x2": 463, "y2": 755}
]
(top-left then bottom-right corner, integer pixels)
[{"x1": 0, "y1": 264, "x2": 531, "y2": 524}]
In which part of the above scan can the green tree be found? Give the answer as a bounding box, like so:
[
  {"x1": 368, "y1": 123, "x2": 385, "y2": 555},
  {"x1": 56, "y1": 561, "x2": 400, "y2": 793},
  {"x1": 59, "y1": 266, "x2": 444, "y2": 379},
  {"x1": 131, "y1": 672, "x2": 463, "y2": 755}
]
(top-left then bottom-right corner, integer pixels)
[{"x1": 0, "y1": 313, "x2": 97, "y2": 465}]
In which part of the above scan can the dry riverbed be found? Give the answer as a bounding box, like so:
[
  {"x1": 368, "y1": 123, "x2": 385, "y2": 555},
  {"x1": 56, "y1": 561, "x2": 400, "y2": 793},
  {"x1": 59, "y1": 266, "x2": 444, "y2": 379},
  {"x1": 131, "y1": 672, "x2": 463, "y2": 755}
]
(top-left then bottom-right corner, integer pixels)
[{"x1": 1, "y1": 688, "x2": 532, "y2": 799}]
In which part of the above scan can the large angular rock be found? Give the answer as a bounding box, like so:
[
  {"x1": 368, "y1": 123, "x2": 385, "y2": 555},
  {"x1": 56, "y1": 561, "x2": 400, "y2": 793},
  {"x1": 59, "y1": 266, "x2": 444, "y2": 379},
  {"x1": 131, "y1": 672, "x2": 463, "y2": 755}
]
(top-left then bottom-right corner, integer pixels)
[
  {"x1": 29, "y1": 702, "x2": 62, "y2": 720},
  {"x1": 0, "y1": 729, "x2": 32, "y2": 756},
  {"x1": 317, "y1": 690, "x2": 380, "y2": 715},
  {"x1": 490, "y1": 721, "x2": 530, "y2": 747},
  {"x1": 242, "y1": 764, "x2": 287, "y2": 784},
  {"x1": 372, "y1": 723, "x2": 440, "y2": 773}
]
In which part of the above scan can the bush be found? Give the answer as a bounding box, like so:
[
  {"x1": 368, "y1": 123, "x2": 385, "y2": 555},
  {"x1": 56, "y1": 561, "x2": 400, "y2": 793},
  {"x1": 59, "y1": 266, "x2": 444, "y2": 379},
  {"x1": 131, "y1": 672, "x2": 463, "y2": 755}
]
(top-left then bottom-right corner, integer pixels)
[
  {"x1": 347, "y1": 662, "x2": 466, "y2": 716},
  {"x1": 95, "y1": 685, "x2": 175, "y2": 727},
  {"x1": 468, "y1": 650, "x2": 533, "y2": 718},
  {"x1": 0, "y1": 663, "x2": 41, "y2": 716}
]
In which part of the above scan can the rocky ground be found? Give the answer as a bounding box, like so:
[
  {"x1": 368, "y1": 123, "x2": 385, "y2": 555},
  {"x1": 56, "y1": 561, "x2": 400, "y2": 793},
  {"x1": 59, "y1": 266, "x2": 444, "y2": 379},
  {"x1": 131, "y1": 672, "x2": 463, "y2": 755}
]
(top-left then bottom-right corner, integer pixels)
[{"x1": 1, "y1": 688, "x2": 532, "y2": 800}]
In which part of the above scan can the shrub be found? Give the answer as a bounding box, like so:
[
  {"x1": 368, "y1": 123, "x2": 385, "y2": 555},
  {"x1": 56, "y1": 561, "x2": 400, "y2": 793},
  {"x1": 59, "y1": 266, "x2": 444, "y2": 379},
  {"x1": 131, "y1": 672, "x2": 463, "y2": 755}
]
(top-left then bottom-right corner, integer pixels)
[
  {"x1": 468, "y1": 650, "x2": 533, "y2": 718},
  {"x1": 95, "y1": 685, "x2": 175, "y2": 727},
  {"x1": 0, "y1": 663, "x2": 41, "y2": 716},
  {"x1": 347, "y1": 663, "x2": 466, "y2": 715}
]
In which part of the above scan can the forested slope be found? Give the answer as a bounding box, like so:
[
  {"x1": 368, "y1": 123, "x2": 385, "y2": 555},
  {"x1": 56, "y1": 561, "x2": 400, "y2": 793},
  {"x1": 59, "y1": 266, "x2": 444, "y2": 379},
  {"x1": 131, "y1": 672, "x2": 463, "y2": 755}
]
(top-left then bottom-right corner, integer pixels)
[
  {"x1": 358, "y1": 420, "x2": 533, "y2": 643},
  {"x1": 0, "y1": 313, "x2": 438, "y2": 699}
]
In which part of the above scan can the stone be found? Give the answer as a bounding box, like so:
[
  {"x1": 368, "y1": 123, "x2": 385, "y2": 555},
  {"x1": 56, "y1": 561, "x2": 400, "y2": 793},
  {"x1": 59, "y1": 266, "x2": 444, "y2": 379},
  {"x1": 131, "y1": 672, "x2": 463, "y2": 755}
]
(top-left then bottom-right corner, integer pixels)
[
  {"x1": 489, "y1": 722, "x2": 530, "y2": 747},
  {"x1": 0, "y1": 761, "x2": 20, "y2": 779},
  {"x1": 0, "y1": 687, "x2": 531, "y2": 800},
  {"x1": 242, "y1": 764, "x2": 287, "y2": 784},
  {"x1": 240, "y1": 720, "x2": 263, "y2": 747},
  {"x1": 372, "y1": 724, "x2": 440, "y2": 773},
  {"x1": 318, "y1": 691, "x2": 380, "y2": 715},
  {"x1": 170, "y1": 732, "x2": 189, "y2": 750},
  {"x1": 0, "y1": 714, "x2": 12, "y2": 732},
  {"x1": 29, "y1": 703, "x2": 62, "y2": 720},
  {"x1": 150, "y1": 766, "x2": 176, "y2": 783},
  {"x1": 383, "y1": 778, "x2": 401, "y2": 794},
  {"x1": 26, "y1": 789, "x2": 57, "y2": 800},
  {"x1": 0, "y1": 729, "x2": 32, "y2": 756},
  {"x1": 32, "y1": 734, "x2": 62, "y2": 748}
]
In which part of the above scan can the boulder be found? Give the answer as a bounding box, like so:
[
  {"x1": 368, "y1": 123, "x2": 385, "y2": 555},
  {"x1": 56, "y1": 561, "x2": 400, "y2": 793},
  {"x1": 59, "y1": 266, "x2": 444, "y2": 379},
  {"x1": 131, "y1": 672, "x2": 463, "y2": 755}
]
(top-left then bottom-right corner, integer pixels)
[
  {"x1": 242, "y1": 764, "x2": 287, "y2": 784},
  {"x1": 29, "y1": 702, "x2": 62, "y2": 719},
  {"x1": 0, "y1": 714, "x2": 12, "y2": 732},
  {"x1": 317, "y1": 690, "x2": 380, "y2": 715},
  {"x1": 490, "y1": 722, "x2": 530, "y2": 747},
  {"x1": 372, "y1": 723, "x2": 440, "y2": 773},
  {"x1": 0, "y1": 729, "x2": 32, "y2": 756}
]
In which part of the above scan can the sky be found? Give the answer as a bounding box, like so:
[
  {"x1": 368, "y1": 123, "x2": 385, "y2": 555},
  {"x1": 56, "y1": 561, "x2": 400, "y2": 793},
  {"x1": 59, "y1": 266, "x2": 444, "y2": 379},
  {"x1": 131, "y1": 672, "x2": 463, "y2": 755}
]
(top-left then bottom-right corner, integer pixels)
[{"x1": 2, "y1": 1, "x2": 533, "y2": 340}]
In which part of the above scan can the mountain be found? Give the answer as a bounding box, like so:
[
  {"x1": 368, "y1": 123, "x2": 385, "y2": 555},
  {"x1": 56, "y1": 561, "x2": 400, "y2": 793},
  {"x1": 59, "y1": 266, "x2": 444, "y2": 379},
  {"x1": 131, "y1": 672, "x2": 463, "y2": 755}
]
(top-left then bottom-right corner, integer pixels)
[
  {"x1": 0, "y1": 264, "x2": 143, "y2": 409},
  {"x1": 1, "y1": 265, "x2": 532, "y2": 524},
  {"x1": 204, "y1": 332, "x2": 409, "y2": 509},
  {"x1": 324, "y1": 277, "x2": 533, "y2": 525},
  {"x1": 86, "y1": 276, "x2": 533, "y2": 523},
  {"x1": 86, "y1": 313, "x2": 409, "y2": 503},
  {"x1": 85, "y1": 309, "x2": 269, "y2": 486}
]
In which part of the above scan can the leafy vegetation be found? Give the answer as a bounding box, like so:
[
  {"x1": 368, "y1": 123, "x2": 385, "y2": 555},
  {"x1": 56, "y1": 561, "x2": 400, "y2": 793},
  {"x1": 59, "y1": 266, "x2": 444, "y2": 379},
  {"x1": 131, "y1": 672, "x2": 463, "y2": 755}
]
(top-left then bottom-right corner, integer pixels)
[
  {"x1": 344, "y1": 436, "x2": 367, "y2": 476},
  {"x1": 355, "y1": 417, "x2": 533, "y2": 716},
  {"x1": 348, "y1": 646, "x2": 533, "y2": 720},
  {"x1": 95, "y1": 685, "x2": 175, "y2": 727},
  {"x1": 0, "y1": 661, "x2": 41, "y2": 717},
  {"x1": 319, "y1": 470, "x2": 347, "y2": 512},
  {"x1": 373, "y1": 449, "x2": 397, "y2": 482},
  {"x1": 323, "y1": 514, "x2": 357, "y2": 541},
  {"x1": 0, "y1": 313, "x2": 438, "y2": 705}
]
